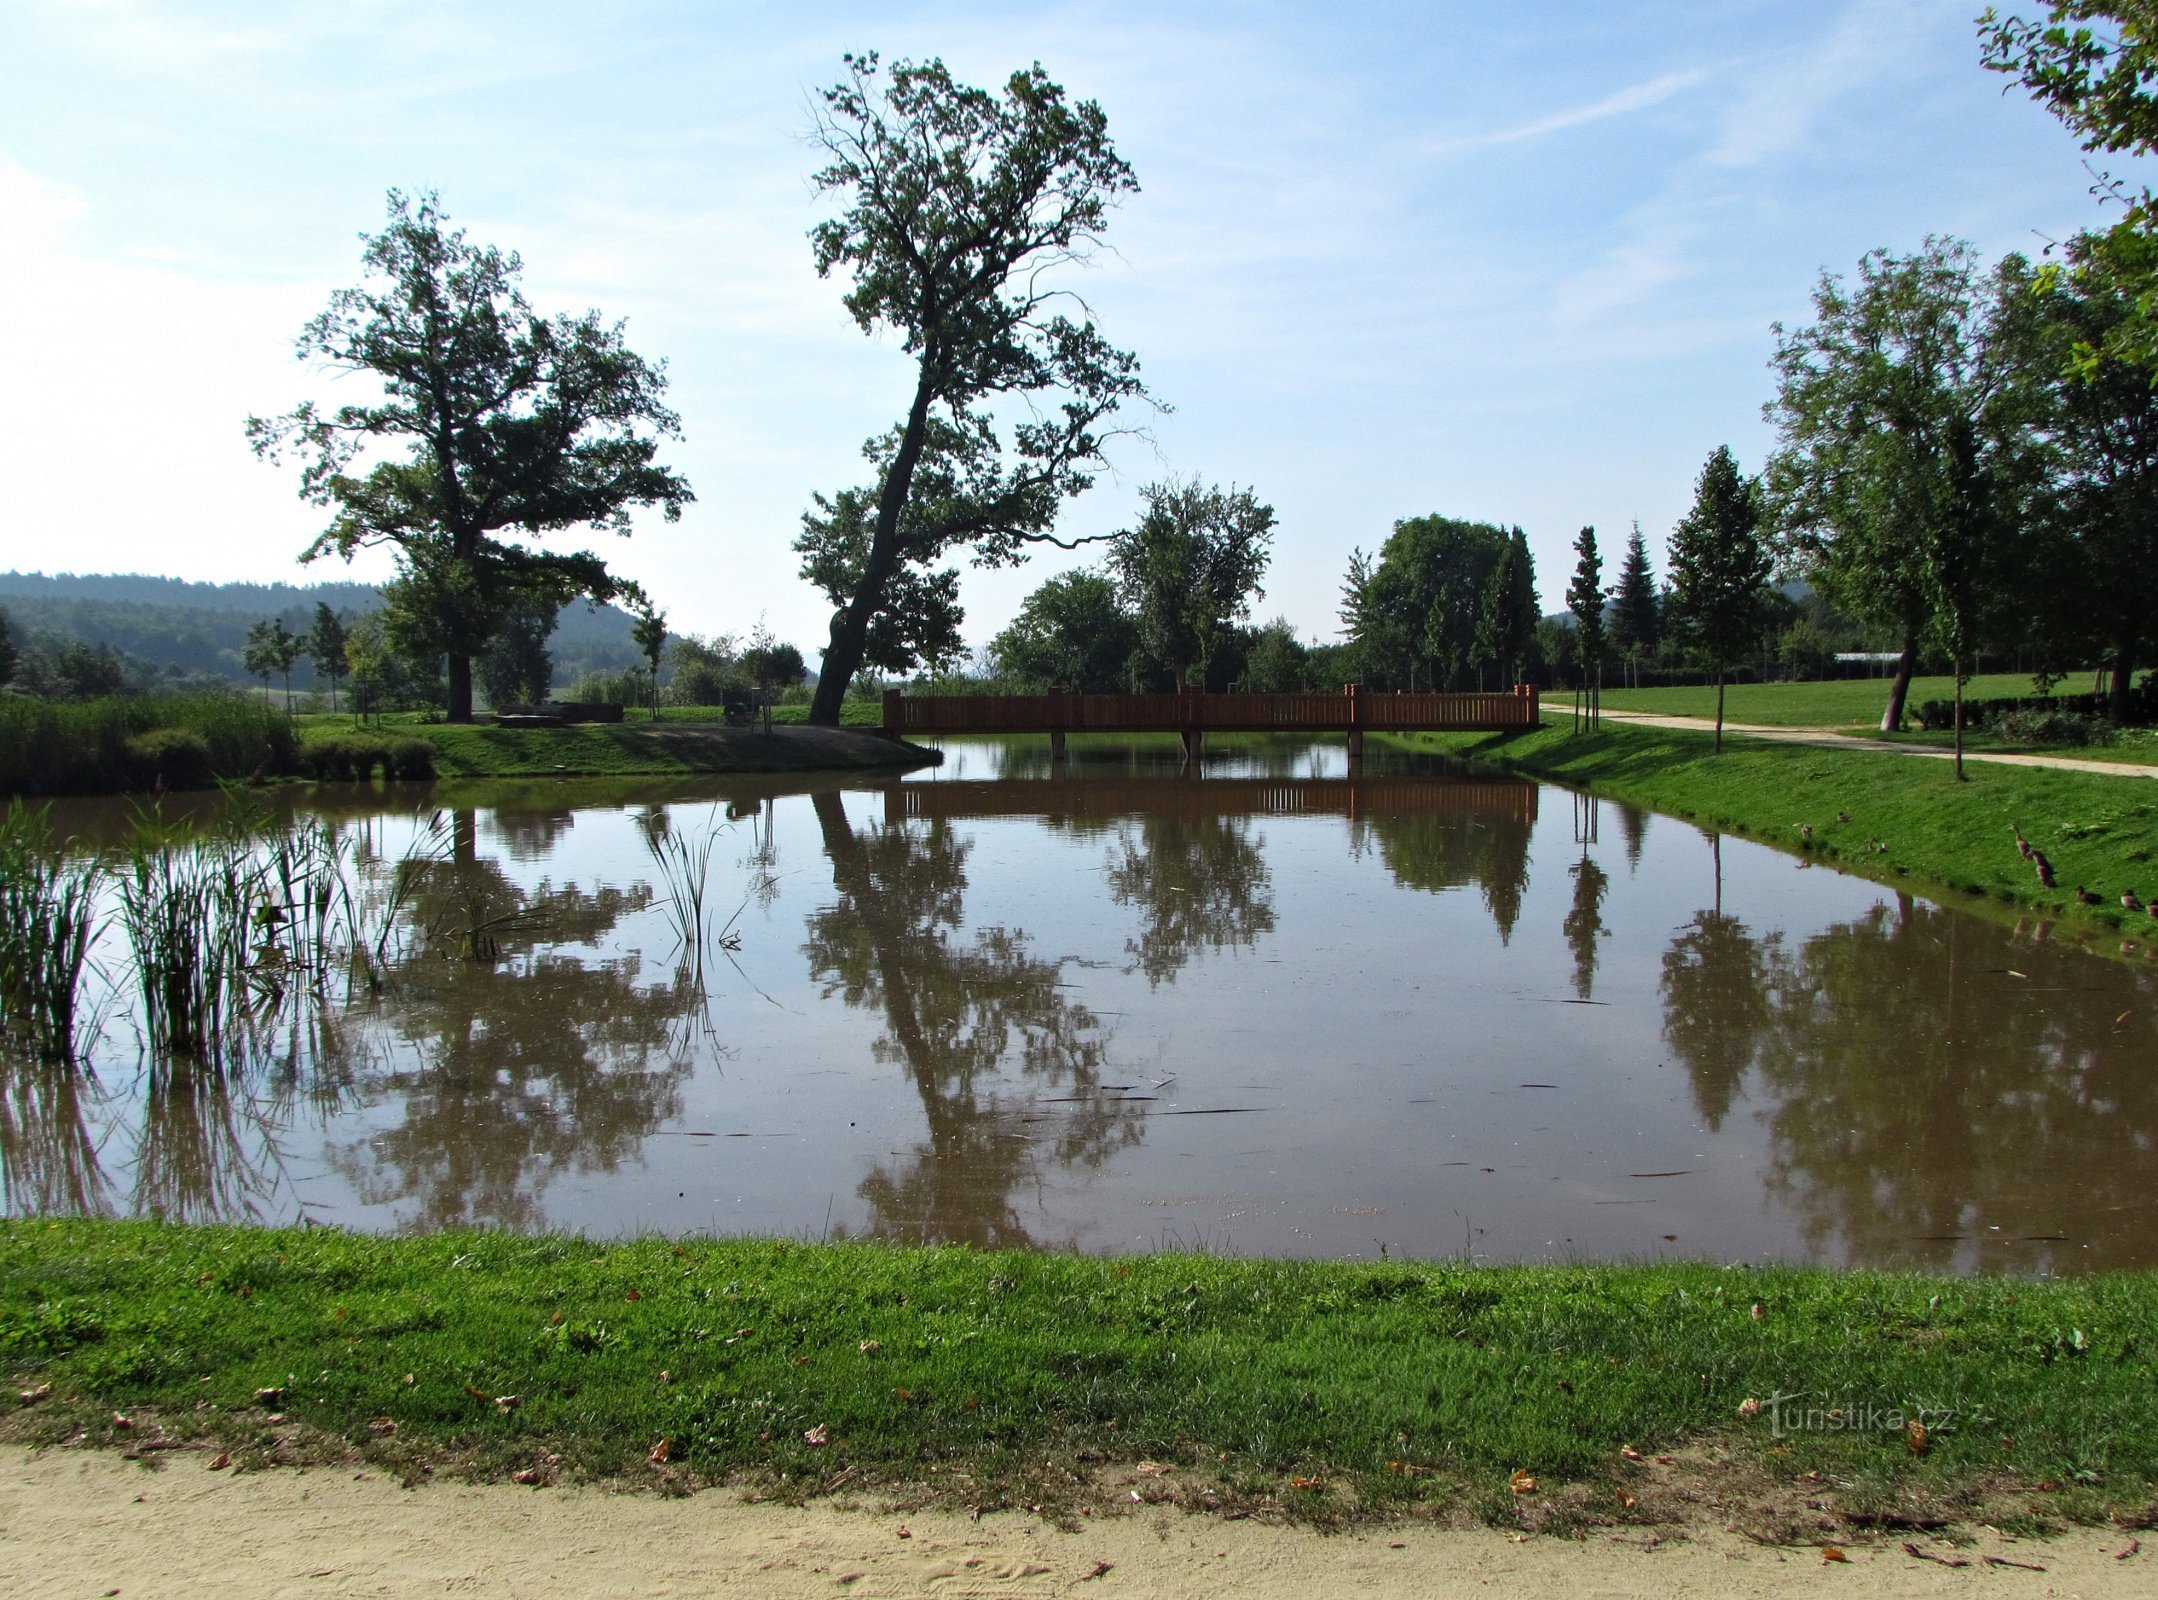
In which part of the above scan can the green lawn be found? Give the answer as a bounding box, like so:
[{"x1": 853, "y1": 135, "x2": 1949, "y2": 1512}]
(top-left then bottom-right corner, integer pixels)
[
  {"x1": 1594, "y1": 673, "x2": 2056, "y2": 728},
  {"x1": 1408, "y1": 718, "x2": 2158, "y2": 935},
  {"x1": 3, "y1": 1220, "x2": 2150, "y2": 1528}
]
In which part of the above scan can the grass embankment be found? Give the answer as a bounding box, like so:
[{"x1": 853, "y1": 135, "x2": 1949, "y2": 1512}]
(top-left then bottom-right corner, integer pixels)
[
  {"x1": 0, "y1": 694, "x2": 299, "y2": 797},
  {"x1": 1596, "y1": 673, "x2": 2040, "y2": 728},
  {"x1": 1413, "y1": 720, "x2": 2158, "y2": 932},
  {"x1": 4, "y1": 1222, "x2": 2152, "y2": 1531}
]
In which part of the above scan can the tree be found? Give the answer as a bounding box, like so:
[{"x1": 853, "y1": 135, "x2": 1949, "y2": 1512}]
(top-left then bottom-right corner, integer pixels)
[
  {"x1": 1242, "y1": 618, "x2": 1311, "y2": 692},
  {"x1": 247, "y1": 191, "x2": 691, "y2": 722},
  {"x1": 1565, "y1": 525, "x2": 1604, "y2": 731},
  {"x1": 476, "y1": 596, "x2": 558, "y2": 711},
  {"x1": 1667, "y1": 447, "x2": 1773, "y2": 754},
  {"x1": 1610, "y1": 522, "x2": 1661, "y2": 686},
  {"x1": 1473, "y1": 525, "x2": 1540, "y2": 687},
  {"x1": 797, "y1": 53, "x2": 1152, "y2": 724},
  {"x1": 2011, "y1": 233, "x2": 2158, "y2": 721},
  {"x1": 0, "y1": 608, "x2": 16, "y2": 689},
  {"x1": 243, "y1": 617, "x2": 300, "y2": 710},
  {"x1": 1765, "y1": 240, "x2": 2035, "y2": 738},
  {"x1": 988, "y1": 570, "x2": 1139, "y2": 692},
  {"x1": 1107, "y1": 480, "x2": 1274, "y2": 689},
  {"x1": 1981, "y1": 4, "x2": 2158, "y2": 371},
  {"x1": 343, "y1": 613, "x2": 397, "y2": 722},
  {"x1": 305, "y1": 603, "x2": 347, "y2": 714},
  {"x1": 1340, "y1": 515, "x2": 1511, "y2": 690},
  {"x1": 629, "y1": 597, "x2": 666, "y2": 721}
]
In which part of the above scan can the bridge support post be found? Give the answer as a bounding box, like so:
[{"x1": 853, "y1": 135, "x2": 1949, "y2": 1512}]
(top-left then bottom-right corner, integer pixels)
[
  {"x1": 1345, "y1": 682, "x2": 1364, "y2": 767},
  {"x1": 1180, "y1": 728, "x2": 1202, "y2": 762},
  {"x1": 1050, "y1": 729, "x2": 1067, "y2": 762}
]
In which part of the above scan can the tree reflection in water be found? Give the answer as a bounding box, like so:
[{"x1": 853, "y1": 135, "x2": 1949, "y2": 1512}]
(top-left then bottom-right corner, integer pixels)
[
  {"x1": 1563, "y1": 854, "x2": 1609, "y2": 1001},
  {"x1": 1105, "y1": 815, "x2": 1276, "y2": 986},
  {"x1": 1661, "y1": 907, "x2": 1775, "y2": 1131},
  {"x1": 0, "y1": 1058, "x2": 110, "y2": 1217},
  {"x1": 325, "y1": 811, "x2": 692, "y2": 1231},
  {"x1": 806, "y1": 792, "x2": 1143, "y2": 1247},
  {"x1": 1356, "y1": 811, "x2": 1534, "y2": 944}
]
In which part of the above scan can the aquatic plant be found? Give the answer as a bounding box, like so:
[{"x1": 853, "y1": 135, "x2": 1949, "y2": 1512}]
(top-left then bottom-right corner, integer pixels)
[
  {"x1": 641, "y1": 806, "x2": 736, "y2": 985},
  {"x1": 0, "y1": 801, "x2": 104, "y2": 1062}
]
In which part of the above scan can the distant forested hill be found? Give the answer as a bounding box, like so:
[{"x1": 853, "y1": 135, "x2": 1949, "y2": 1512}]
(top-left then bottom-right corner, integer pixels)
[{"x1": 0, "y1": 572, "x2": 643, "y2": 691}]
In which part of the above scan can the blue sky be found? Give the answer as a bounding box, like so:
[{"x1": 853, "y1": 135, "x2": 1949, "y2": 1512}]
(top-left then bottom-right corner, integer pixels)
[{"x1": 0, "y1": 0, "x2": 2122, "y2": 656}]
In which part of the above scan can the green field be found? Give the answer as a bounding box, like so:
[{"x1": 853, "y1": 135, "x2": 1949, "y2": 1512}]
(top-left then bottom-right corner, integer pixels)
[
  {"x1": 1594, "y1": 673, "x2": 2059, "y2": 728},
  {"x1": 2, "y1": 1220, "x2": 2149, "y2": 1529},
  {"x1": 1408, "y1": 718, "x2": 2158, "y2": 936}
]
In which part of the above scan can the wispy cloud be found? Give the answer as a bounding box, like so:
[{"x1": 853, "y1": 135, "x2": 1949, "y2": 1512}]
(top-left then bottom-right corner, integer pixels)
[{"x1": 1418, "y1": 67, "x2": 1712, "y2": 160}]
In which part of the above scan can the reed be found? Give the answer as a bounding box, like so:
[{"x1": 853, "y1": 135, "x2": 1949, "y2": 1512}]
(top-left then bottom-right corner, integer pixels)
[
  {"x1": 640, "y1": 806, "x2": 738, "y2": 986},
  {"x1": 0, "y1": 802, "x2": 104, "y2": 1062},
  {"x1": 0, "y1": 692, "x2": 299, "y2": 796},
  {"x1": 113, "y1": 807, "x2": 268, "y2": 1063}
]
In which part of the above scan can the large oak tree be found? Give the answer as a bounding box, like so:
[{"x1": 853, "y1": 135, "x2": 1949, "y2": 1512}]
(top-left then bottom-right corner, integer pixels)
[
  {"x1": 797, "y1": 54, "x2": 1152, "y2": 722},
  {"x1": 248, "y1": 192, "x2": 690, "y2": 722}
]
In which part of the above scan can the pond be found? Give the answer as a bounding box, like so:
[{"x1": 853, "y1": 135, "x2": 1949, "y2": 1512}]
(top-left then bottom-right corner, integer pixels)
[{"x1": 8, "y1": 738, "x2": 2155, "y2": 1274}]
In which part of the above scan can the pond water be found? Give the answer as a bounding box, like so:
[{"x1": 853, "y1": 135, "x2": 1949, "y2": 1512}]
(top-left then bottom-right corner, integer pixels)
[{"x1": 10, "y1": 738, "x2": 2156, "y2": 1273}]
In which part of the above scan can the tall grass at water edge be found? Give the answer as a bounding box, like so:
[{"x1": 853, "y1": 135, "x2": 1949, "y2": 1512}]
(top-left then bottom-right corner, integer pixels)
[
  {"x1": 0, "y1": 693, "x2": 300, "y2": 796},
  {"x1": 0, "y1": 803, "x2": 102, "y2": 1061}
]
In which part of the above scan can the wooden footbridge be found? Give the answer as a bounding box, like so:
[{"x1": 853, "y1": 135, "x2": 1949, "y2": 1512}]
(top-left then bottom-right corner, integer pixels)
[
  {"x1": 884, "y1": 774, "x2": 1538, "y2": 827},
  {"x1": 882, "y1": 685, "x2": 1541, "y2": 757}
]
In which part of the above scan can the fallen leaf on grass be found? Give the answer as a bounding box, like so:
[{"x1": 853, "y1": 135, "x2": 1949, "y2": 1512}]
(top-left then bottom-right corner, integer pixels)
[
  {"x1": 511, "y1": 1469, "x2": 541, "y2": 1485},
  {"x1": 803, "y1": 1424, "x2": 830, "y2": 1446},
  {"x1": 658, "y1": 1370, "x2": 673, "y2": 1384},
  {"x1": 1905, "y1": 1420, "x2": 1929, "y2": 1455},
  {"x1": 253, "y1": 1387, "x2": 284, "y2": 1405},
  {"x1": 1135, "y1": 1462, "x2": 1170, "y2": 1476},
  {"x1": 366, "y1": 1418, "x2": 397, "y2": 1437},
  {"x1": 493, "y1": 1395, "x2": 521, "y2": 1412},
  {"x1": 648, "y1": 1439, "x2": 671, "y2": 1464},
  {"x1": 1821, "y1": 1546, "x2": 1848, "y2": 1563},
  {"x1": 1619, "y1": 1446, "x2": 1642, "y2": 1461},
  {"x1": 18, "y1": 1384, "x2": 50, "y2": 1405},
  {"x1": 111, "y1": 1413, "x2": 132, "y2": 1430},
  {"x1": 624, "y1": 1289, "x2": 641, "y2": 1302},
  {"x1": 858, "y1": 1339, "x2": 882, "y2": 1354},
  {"x1": 1509, "y1": 1470, "x2": 1537, "y2": 1494},
  {"x1": 1290, "y1": 1475, "x2": 1322, "y2": 1490},
  {"x1": 1737, "y1": 1397, "x2": 1761, "y2": 1418}
]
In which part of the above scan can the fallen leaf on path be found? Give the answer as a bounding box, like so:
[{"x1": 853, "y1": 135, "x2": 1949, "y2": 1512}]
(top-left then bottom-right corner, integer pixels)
[
  {"x1": 1984, "y1": 1556, "x2": 2047, "y2": 1572},
  {"x1": 2118, "y1": 1539, "x2": 2142, "y2": 1561},
  {"x1": 1081, "y1": 1560, "x2": 1113, "y2": 1581},
  {"x1": 207, "y1": 1454, "x2": 231, "y2": 1471},
  {"x1": 1821, "y1": 1546, "x2": 1848, "y2": 1563},
  {"x1": 1902, "y1": 1541, "x2": 1969, "y2": 1568},
  {"x1": 511, "y1": 1469, "x2": 541, "y2": 1485}
]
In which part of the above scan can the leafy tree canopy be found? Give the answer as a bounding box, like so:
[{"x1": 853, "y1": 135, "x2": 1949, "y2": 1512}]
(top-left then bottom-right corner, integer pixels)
[
  {"x1": 989, "y1": 570, "x2": 1139, "y2": 692},
  {"x1": 248, "y1": 190, "x2": 690, "y2": 720},
  {"x1": 1106, "y1": 480, "x2": 1274, "y2": 690}
]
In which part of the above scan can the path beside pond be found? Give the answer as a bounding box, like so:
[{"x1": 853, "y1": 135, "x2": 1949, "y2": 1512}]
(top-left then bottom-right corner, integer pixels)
[
  {"x1": 0, "y1": 1446, "x2": 2137, "y2": 1600},
  {"x1": 1600, "y1": 710, "x2": 2158, "y2": 779}
]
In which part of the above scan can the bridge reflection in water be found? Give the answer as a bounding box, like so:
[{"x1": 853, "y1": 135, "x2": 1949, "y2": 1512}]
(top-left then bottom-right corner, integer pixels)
[{"x1": 882, "y1": 774, "x2": 1541, "y2": 827}]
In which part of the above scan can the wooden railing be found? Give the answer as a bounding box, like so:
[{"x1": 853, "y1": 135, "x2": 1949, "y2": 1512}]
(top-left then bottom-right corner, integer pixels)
[
  {"x1": 886, "y1": 776, "x2": 1538, "y2": 826},
  {"x1": 882, "y1": 685, "x2": 1540, "y2": 739}
]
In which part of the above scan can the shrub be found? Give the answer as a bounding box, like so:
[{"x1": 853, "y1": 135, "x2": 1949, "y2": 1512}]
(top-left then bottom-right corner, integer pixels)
[
  {"x1": 0, "y1": 693, "x2": 298, "y2": 796},
  {"x1": 386, "y1": 738, "x2": 436, "y2": 781},
  {"x1": 125, "y1": 728, "x2": 215, "y2": 790},
  {"x1": 1992, "y1": 707, "x2": 2115, "y2": 747}
]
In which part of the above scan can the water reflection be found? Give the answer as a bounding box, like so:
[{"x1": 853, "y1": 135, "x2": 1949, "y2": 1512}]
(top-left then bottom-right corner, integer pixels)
[
  {"x1": 11, "y1": 755, "x2": 2158, "y2": 1271},
  {"x1": 806, "y1": 792, "x2": 1143, "y2": 1246}
]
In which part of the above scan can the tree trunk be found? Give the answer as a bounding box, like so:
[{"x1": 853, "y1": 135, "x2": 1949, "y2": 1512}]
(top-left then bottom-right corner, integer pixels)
[
  {"x1": 448, "y1": 653, "x2": 474, "y2": 723},
  {"x1": 1879, "y1": 627, "x2": 1919, "y2": 733},
  {"x1": 1714, "y1": 665, "x2": 1725, "y2": 754},
  {"x1": 2111, "y1": 647, "x2": 2134, "y2": 725},
  {"x1": 1953, "y1": 667, "x2": 1966, "y2": 781},
  {"x1": 809, "y1": 377, "x2": 938, "y2": 726}
]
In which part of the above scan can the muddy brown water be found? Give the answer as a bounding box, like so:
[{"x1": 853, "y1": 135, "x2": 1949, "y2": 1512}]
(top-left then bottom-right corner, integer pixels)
[{"x1": 8, "y1": 738, "x2": 2153, "y2": 1273}]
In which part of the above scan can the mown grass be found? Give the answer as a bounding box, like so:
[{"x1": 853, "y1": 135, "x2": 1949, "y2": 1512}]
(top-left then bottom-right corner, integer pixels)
[
  {"x1": 0, "y1": 694, "x2": 299, "y2": 797},
  {"x1": 1595, "y1": 673, "x2": 2052, "y2": 728},
  {"x1": 2, "y1": 1221, "x2": 2152, "y2": 1526},
  {"x1": 1410, "y1": 720, "x2": 2158, "y2": 933}
]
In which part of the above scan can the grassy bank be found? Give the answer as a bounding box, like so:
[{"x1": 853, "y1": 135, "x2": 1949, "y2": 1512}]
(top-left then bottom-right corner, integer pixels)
[
  {"x1": 3, "y1": 1221, "x2": 2152, "y2": 1530},
  {"x1": 1596, "y1": 673, "x2": 2041, "y2": 728},
  {"x1": 0, "y1": 694, "x2": 299, "y2": 796},
  {"x1": 1411, "y1": 720, "x2": 2158, "y2": 933},
  {"x1": 297, "y1": 718, "x2": 927, "y2": 779}
]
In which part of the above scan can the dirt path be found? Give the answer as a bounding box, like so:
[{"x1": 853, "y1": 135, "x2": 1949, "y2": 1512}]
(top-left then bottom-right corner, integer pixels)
[
  {"x1": 1598, "y1": 710, "x2": 2158, "y2": 779},
  {"x1": 0, "y1": 1447, "x2": 2145, "y2": 1599}
]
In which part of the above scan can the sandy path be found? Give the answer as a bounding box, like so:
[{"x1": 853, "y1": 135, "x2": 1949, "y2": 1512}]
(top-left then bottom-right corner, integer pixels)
[
  {"x1": 0, "y1": 1448, "x2": 2146, "y2": 1599},
  {"x1": 1596, "y1": 711, "x2": 2158, "y2": 778}
]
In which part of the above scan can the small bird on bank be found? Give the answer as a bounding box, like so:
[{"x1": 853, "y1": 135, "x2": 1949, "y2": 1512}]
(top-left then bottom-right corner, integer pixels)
[
  {"x1": 2033, "y1": 850, "x2": 2058, "y2": 889},
  {"x1": 2077, "y1": 885, "x2": 2105, "y2": 906},
  {"x1": 2127, "y1": 890, "x2": 2147, "y2": 914},
  {"x1": 2013, "y1": 825, "x2": 2035, "y2": 861}
]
